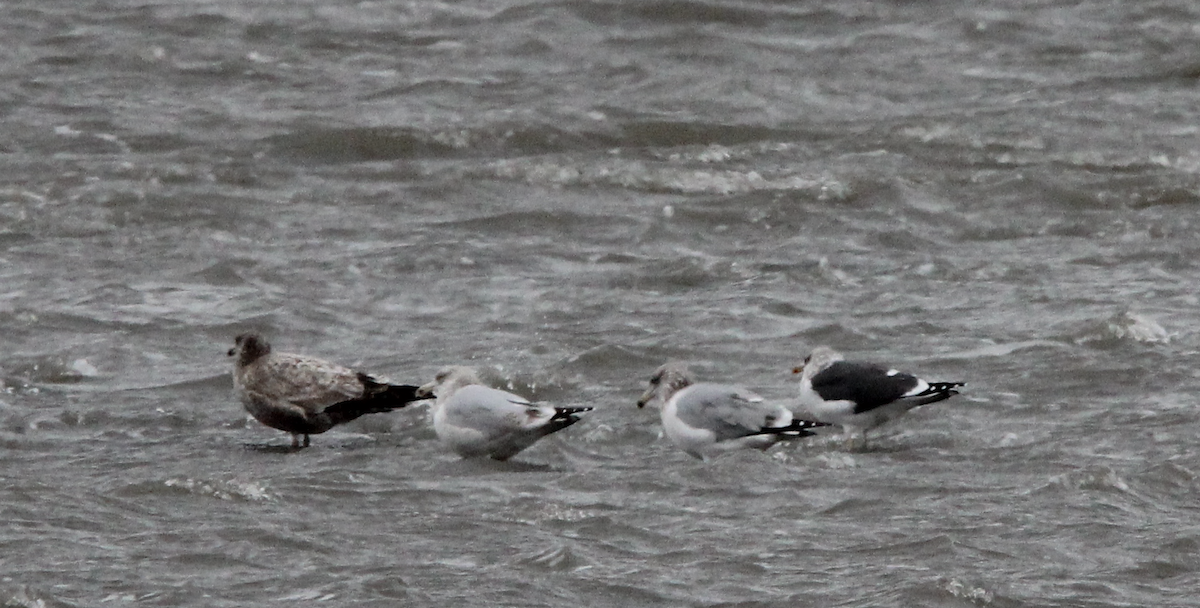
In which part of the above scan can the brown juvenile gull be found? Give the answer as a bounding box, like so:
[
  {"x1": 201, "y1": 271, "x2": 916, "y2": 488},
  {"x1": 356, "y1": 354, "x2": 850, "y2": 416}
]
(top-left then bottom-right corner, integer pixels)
[
  {"x1": 637, "y1": 362, "x2": 827, "y2": 460},
  {"x1": 228, "y1": 333, "x2": 429, "y2": 447},
  {"x1": 793, "y1": 345, "x2": 964, "y2": 444},
  {"x1": 414, "y1": 365, "x2": 592, "y2": 461}
]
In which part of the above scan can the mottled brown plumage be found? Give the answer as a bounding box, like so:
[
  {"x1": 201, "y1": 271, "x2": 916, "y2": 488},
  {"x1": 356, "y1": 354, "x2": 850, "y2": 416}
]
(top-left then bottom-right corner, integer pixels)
[{"x1": 228, "y1": 333, "x2": 428, "y2": 447}]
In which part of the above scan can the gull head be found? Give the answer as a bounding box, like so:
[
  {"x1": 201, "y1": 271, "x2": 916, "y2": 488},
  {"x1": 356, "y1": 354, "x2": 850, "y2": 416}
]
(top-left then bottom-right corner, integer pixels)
[
  {"x1": 792, "y1": 345, "x2": 844, "y2": 380},
  {"x1": 417, "y1": 365, "x2": 482, "y2": 399},
  {"x1": 229, "y1": 333, "x2": 271, "y2": 366},
  {"x1": 637, "y1": 362, "x2": 695, "y2": 409}
]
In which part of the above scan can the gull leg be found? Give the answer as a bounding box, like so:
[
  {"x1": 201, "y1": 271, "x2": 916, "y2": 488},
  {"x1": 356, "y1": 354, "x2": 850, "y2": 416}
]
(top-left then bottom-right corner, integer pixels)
[{"x1": 843, "y1": 431, "x2": 868, "y2": 451}]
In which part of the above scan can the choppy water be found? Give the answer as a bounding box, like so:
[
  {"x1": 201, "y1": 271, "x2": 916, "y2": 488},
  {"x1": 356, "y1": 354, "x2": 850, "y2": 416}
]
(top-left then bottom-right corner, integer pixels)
[{"x1": 3, "y1": 1, "x2": 1200, "y2": 606}]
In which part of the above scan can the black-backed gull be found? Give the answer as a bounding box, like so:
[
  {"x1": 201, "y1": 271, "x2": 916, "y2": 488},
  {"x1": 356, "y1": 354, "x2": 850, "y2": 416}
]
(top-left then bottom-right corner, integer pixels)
[{"x1": 793, "y1": 345, "x2": 963, "y2": 444}]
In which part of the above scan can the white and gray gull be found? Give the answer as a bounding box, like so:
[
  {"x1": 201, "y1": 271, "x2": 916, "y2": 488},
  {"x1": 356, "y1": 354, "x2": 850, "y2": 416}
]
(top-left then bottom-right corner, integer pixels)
[
  {"x1": 793, "y1": 345, "x2": 964, "y2": 442},
  {"x1": 415, "y1": 365, "x2": 592, "y2": 461},
  {"x1": 637, "y1": 362, "x2": 826, "y2": 460},
  {"x1": 228, "y1": 333, "x2": 429, "y2": 447}
]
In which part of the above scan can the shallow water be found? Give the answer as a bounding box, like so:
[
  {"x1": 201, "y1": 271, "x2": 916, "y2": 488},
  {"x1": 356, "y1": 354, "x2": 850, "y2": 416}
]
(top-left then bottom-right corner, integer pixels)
[{"x1": 3, "y1": 1, "x2": 1200, "y2": 606}]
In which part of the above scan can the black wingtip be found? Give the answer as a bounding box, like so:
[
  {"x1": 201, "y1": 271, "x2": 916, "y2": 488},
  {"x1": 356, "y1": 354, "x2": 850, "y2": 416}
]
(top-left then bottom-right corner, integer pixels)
[
  {"x1": 915, "y1": 381, "x2": 966, "y2": 397},
  {"x1": 357, "y1": 373, "x2": 434, "y2": 406},
  {"x1": 320, "y1": 381, "x2": 432, "y2": 426},
  {"x1": 904, "y1": 381, "x2": 964, "y2": 407},
  {"x1": 385, "y1": 383, "x2": 435, "y2": 403},
  {"x1": 551, "y1": 406, "x2": 594, "y2": 422},
  {"x1": 761, "y1": 419, "x2": 829, "y2": 438}
]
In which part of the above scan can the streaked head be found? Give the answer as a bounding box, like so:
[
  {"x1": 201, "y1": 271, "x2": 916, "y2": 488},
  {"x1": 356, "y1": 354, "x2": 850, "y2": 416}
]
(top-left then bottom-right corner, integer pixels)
[
  {"x1": 637, "y1": 362, "x2": 695, "y2": 409},
  {"x1": 792, "y1": 346, "x2": 844, "y2": 379},
  {"x1": 229, "y1": 333, "x2": 271, "y2": 366},
  {"x1": 416, "y1": 365, "x2": 482, "y2": 399}
]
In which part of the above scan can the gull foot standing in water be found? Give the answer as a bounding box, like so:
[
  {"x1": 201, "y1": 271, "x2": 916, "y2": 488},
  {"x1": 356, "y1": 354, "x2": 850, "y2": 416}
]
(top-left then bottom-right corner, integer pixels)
[
  {"x1": 793, "y1": 345, "x2": 964, "y2": 447},
  {"x1": 638, "y1": 362, "x2": 826, "y2": 460},
  {"x1": 415, "y1": 366, "x2": 592, "y2": 461},
  {"x1": 228, "y1": 333, "x2": 429, "y2": 448}
]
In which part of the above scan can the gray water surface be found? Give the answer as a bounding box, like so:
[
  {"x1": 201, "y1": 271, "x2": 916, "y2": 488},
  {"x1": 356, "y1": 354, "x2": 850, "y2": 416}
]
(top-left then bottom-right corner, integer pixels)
[{"x1": 2, "y1": 1, "x2": 1199, "y2": 606}]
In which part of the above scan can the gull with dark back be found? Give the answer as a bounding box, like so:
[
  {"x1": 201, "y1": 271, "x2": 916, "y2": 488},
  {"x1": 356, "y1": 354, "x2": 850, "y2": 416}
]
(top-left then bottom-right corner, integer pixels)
[{"x1": 794, "y1": 345, "x2": 964, "y2": 445}]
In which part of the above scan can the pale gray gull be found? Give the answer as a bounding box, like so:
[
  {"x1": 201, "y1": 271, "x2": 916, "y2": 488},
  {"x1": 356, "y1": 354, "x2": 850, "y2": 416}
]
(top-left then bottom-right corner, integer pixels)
[
  {"x1": 637, "y1": 362, "x2": 826, "y2": 460},
  {"x1": 228, "y1": 333, "x2": 429, "y2": 447},
  {"x1": 415, "y1": 365, "x2": 592, "y2": 461},
  {"x1": 793, "y1": 345, "x2": 964, "y2": 443}
]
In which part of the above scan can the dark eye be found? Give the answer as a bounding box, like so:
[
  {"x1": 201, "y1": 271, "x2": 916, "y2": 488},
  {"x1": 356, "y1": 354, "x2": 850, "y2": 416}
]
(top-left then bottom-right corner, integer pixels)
[
  {"x1": 649, "y1": 373, "x2": 662, "y2": 385},
  {"x1": 803, "y1": 355, "x2": 811, "y2": 364}
]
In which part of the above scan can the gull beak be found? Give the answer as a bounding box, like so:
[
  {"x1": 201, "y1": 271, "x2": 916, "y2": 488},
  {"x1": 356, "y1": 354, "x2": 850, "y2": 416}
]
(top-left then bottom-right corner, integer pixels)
[
  {"x1": 636, "y1": 386, "x2": 656, "y2": 409},
  {"x1": 227, "y1": 348, "x2": 237, "y2": 357},
  {"x1": 791, "y1": 365, "x2": 804, "y2": 374}
]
